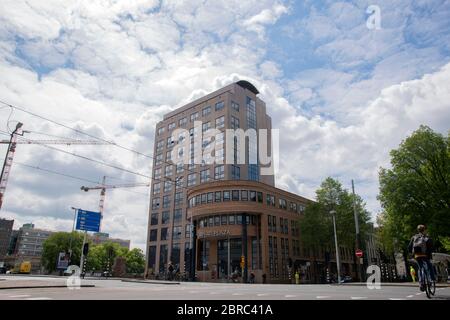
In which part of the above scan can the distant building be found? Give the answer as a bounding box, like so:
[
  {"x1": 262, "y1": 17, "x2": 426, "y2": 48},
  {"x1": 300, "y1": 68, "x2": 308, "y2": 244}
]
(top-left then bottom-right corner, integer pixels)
[
  {"x1": 15, "y1": 223, "x2": 54, "y2": 257},
  {"x1": 0, "y1": 218, "x2": 14, "y2": 258},
  {"x1": 7, "y1": 230, "x2": 19, "y2": 255},
  {"x1": 90, "y1": 232, "x2": 130, "y2": 249}
]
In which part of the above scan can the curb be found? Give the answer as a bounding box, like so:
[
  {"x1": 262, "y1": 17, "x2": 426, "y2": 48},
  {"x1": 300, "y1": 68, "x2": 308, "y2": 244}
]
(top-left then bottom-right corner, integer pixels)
[
  {"x1": 121, "y1": 279, "x2": 180, "y2": 285},
  {"x1": 0, "y1": 284, "x2": 95, "y2": 290}
]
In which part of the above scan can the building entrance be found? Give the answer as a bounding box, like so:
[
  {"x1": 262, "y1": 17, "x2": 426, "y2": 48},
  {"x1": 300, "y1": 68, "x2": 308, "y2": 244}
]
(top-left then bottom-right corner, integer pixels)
[{"x1": 217, "y1": 238, "x2": 242, "y2": 279}]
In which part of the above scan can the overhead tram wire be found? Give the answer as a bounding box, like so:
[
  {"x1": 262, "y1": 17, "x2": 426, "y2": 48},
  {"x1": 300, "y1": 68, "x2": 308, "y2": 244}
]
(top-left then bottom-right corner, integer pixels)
[
  {"x1": 15, "y1": 162, "x2": 149, "y2": 197},
  {"x1": 0, "y1": 99, "x2": 236, "y2": 191}
]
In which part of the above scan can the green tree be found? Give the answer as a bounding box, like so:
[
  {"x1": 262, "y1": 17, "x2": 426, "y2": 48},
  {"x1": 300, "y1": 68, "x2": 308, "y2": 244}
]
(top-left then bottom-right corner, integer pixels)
[
  {"x1": 125, "y1": 248, "x2": 145, "y2": 274},
  {"x1": 300, "y1": 177, "x2": 372, "y2": 281},
  {"x1": 41, "y1": 232, "x2": 84, "y2": 273},
  {"x1": 378, "y1": 125, "x2": 450, "y2": 253},
  {"x1": 85, "y1": 242, "x2": 129, "y2": 273}
]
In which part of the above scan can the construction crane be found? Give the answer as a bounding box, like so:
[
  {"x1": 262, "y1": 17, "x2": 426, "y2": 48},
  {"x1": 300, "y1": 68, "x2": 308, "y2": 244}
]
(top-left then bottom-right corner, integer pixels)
[
  {"x1": 80, "y1": 177, "x2": 150, "y2": 230},
  {"x1": 0, "y1": 123, "x2": 111, "y2": 210}
]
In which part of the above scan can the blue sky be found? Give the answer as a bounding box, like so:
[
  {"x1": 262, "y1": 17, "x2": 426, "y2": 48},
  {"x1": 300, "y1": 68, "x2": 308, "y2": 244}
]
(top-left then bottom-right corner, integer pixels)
[{"x1": 0, "y1": 0, "x2": 449, "y2": 249}]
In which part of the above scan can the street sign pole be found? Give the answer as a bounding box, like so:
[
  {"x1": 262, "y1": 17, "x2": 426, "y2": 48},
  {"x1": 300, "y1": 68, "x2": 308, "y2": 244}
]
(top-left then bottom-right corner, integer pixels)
[{"x1": 80, "y1": 230, "x2": 87, "y2": 274}]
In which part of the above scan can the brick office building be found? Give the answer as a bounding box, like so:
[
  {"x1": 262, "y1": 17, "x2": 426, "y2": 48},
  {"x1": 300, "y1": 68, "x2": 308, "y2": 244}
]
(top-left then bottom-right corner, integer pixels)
[{"x1": 145, "y1": 81, "x2": 355, "y2": 283}]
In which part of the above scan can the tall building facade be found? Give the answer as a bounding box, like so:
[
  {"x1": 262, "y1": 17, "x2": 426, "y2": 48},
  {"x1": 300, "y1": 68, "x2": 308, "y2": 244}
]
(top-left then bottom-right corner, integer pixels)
[
  {"x1": 145, "y1": 81, "x2": 355, "y2": 283},
  {"x1": 0, "y1": 218, "x2": 13, "y2": 258}
]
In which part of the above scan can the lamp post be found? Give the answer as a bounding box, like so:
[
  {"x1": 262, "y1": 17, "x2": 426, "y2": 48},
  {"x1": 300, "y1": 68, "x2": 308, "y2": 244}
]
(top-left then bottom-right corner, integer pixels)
[
  {"x1": 330, "y1": 210, "x2": 341, "y2": 284},
  {"x1": 68, "y1": 207, "x2": 78, "y2": 264}
]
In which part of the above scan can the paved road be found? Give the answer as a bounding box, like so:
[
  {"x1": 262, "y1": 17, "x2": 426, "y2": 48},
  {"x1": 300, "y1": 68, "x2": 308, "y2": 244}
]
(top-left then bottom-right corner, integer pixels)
[{"x1": 0, "y1": 276, "x2": 449, "y2": 300}]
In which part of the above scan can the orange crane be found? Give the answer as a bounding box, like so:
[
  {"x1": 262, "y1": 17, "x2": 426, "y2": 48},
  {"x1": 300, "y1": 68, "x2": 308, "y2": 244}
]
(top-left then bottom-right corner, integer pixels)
[{"x1": 0, "y1": 123, "x2": 110, "y2": 210}]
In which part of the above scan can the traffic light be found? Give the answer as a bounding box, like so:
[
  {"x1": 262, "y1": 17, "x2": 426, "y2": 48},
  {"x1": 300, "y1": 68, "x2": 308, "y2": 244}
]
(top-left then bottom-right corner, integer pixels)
[
  {"x1": 288, "y1": 258, "x2": 293, "y2": 268},
  {"x1": 240, "y1": 256, "x2": 245, "y2": 268},
  {"x1": 82, "y1": 243, "x2": 89, "y2": 256}
]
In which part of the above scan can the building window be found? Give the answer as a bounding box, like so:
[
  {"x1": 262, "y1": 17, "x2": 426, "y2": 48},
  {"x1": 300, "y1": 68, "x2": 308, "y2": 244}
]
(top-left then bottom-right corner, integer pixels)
[
  {"x1": 221, "y1": 215, "x2": 227, "y2": 225},
  {"x1": 153, "y1": 183, "x2": 160, "y2": 195},
  {"x1": 173, "y1": 226, "x2": 182, "y2": 240},
  {"x1": 214, "y1": 165, "x2": 224, "y2": 180},
  {"x1": 200, "y1": 169, "x2": 210, "y2": 183},
  {"x1": 279, "y1": 199, "x2": 287, "y2": 210},
  {"x1": 156, "y1": 140, "x2": 164, "y2": 153},
  {"x1": 165, "y1": 165, "x2": 173, "y2": 177},
  {"x1": 215, "y1": 116, "x2": 225, "y2": 129},
  {"x1": 228, "y1": 215, "x2": 235, "y2": 225},
  {"x1": 176, "y1": 162, "x2": 184, "y2": 174},
  {"x1": 175, "y1": 192, "x2": 183, "y2": 206},
  {"x1": 266, "y1": 194, "x2": 275, "y2": 206},
  {"x1": 152, "y1": 198, "x2": 160, "y2": 210},
  {"x1": 231, "y1": 101, "x2": 239, "y2": 112},
  {"x1": 249, "y1": 191, "x2": 257, "y2": 202},
  {"x1": 215, "y1": 191, "x2": 222, "y2": 202},
  {"x1": 207, "y1": 192, "x2": 214, "y2": 203},
  {"x1": 231, "y1": 116, "x2": 240, "y2": 129},
  {"x1": 166, "y1": 150, "x2": 172, "y2": 162},
  {"x1": 214, "y1": 216, "x2": 220, "y2": 226},
  {"x1": 154, "y1": 168, "x2": 161, "y2": 180},
  {"x1": 187, "y1": 173, "x2": 197, "y2": 186},
  {"x1": 185, "y1": 225, "x2": 191, "y2": 238},
  {"x1": 223, "y1": 191, "x2": 230, "y2": 201},
  {"x1": 232, "y1": 190, "x2": 239, "y2": 201},
  {"x1": 190, "y1": 112, "x2": 199, "y2": 122},
  {"x1": 202, "y1": 121, "x2": 211, "y2": 133},
  {"x1": 167, "y1": 136, "x2": 174, "y2": 148},
  {"x1": 257, "y1": 192, "x2": 263, "y2": 203},
  {"x1": 236, "y1": 214, "x2": 242, "y2": 224},
  {"x1": 161, "y1": 228, "x2": 168, "y2": 241},
  {"x1": 168, "y1": 122, "x2": 176, "y2": 131},
  {"x1": 149, "y1": 229, "x2": 158, "y2": 242},
  {"x1": 202, "y1": 106, "x2": 211, "y2": 117},
  {"x1": 157, "y1": 127, "x2": 165, "y2": 136},
  {"x1": 162, "y1": 211, "x2": 170, "y2": 224},
  {"x1": 155, "y1": 154, "x2": 163, "y2": 166},
  {"x1": 201, "y1": 193, "x2": 207, "y2": 204},
  {"x1": 241, "y1": 190, "x2": 248, "y2": 201},
  {"x1": 163, "y1": 195, "x2": 171, "y2": 208},
  {"x1": 248, "y1": 164, "x2": 259, "y2": 181},
  {"x1": 231, "y1": 165, "x2": 240, "y2": 180},
  {"x1": 215, "y1": 131, "x2": 224, "y2": 145},
  {"x1": 179, "y1": 117, "x2": 187, "y2": 127},
  {"x1": 159, "y1": 245, "x2": 167, "y2": 273},
  {"x1": 215, "y1": 101, "x2": 224, "y2": 111},
  {"x1": 246, "y1": 96, "x2": 257, "y2": 129},
  {"x1": 164, "y1": 181, "x2": 172, "y2": 193},
  {"x1": 150, "y1": 213, "x2": 159, "y2": 225}
]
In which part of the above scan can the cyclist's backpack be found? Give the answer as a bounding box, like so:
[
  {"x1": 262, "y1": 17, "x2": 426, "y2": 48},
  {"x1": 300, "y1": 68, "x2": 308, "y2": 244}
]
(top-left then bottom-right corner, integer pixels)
[{"x1": 412, "y1": 234, "x2": 428, "y2": 254}]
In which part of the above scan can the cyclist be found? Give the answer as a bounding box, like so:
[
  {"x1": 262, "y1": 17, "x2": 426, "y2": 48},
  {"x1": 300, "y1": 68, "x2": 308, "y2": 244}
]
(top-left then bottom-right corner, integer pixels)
[{"x1": 407, "y1": 224, "x2": 435, "y2": 291}]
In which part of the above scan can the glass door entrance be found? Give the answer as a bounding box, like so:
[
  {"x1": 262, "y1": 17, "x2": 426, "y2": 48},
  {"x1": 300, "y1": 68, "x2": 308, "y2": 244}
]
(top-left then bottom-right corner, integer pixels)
[{"x1": 217, "y1": 238, "x2": 242, "y2": 280}]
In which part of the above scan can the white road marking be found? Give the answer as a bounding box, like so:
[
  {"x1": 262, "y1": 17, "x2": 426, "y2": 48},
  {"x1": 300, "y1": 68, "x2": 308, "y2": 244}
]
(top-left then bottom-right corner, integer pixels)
[
  {"x1": 232, "y1": 293, "x2": 243, "y2": 296},
  {"x1": 285, "y1": 295, "x2": 296, "y2": 298},
  {"x1": 389, "y1": 298, "x2": 406, "y2": 300},
  {"x1": 407, "y1": 295, "x2": 414, "y2": 298},
  {"x1": 351, "y1": 297, "x2": 367, "y2": 300},
  {"x1": 25, "y1": 297, "x2": 53, "y2": 300},
  {"x1": 9, "y1": 295, "x2": 30, "y2": 298},
  {"x1": 415, "y1": 293, "x2": 421, "y2": 295},
  {"x1": 257, "y1": 293, "x2": 269, "y2": 296},
  {"x1": 316, "y1": 296, "x2": 331, "y2": 299}
]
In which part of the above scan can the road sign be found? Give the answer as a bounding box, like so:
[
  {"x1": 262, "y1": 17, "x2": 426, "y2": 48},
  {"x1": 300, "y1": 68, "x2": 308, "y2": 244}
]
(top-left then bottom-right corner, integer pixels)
[
  {"x1": 57, "y1": 252, "x2": 69, "y2": 269},
  {"x1": 355, "y1": 249, "x2": 363, "y2": 258},
  {"x1": 75, "y1": 209, "x2": 101, "y2": 232}
]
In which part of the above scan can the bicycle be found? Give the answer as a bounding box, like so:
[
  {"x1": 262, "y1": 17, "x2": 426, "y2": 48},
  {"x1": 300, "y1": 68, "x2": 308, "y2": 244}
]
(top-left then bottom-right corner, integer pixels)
[{"x1": 418, "y1": 261, "x2": 436, "y2": 299}]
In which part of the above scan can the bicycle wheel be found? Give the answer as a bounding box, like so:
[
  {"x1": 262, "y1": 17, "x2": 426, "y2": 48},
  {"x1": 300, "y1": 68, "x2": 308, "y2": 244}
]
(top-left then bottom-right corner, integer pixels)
[{"x1": 429, "y1": 280, "x2": 436, "y2": 296}]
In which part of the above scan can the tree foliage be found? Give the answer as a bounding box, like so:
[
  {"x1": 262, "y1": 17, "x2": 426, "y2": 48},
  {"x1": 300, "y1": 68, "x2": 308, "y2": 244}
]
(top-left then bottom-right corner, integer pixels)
[
  {"x1": 378, "y1": 125, "x2": 450, "y2": 253},
  {"x1": 300, "y1": 177, "x2": 372, "y2": 255},
  {"x1": 41, "y1": 231, "x2": 84, "y2": 273}
]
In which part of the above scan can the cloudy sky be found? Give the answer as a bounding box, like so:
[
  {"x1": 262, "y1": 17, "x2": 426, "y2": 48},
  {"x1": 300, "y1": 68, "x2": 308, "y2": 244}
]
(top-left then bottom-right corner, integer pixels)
[{"x1": 0, "y1": 0, "x2": 449, "y2": 250}]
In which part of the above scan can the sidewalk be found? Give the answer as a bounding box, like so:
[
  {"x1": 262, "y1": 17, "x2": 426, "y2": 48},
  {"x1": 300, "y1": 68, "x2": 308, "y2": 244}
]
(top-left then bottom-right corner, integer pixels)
[
  {"x1": 0, "y1": 278, "x2": 95, "y2": 290},
  {"x1": 121, "y1": 279, "x2": 180, "y2": 285}
]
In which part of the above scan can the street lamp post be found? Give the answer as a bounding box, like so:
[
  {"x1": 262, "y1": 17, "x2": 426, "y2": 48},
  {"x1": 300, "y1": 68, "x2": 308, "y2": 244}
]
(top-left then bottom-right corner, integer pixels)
[
  {"x1": 330, "y1": 210, "x2": 341, "y2": 284},
  {"x1": 68, "y1": 207, "x2": 78, "y2": 264}
]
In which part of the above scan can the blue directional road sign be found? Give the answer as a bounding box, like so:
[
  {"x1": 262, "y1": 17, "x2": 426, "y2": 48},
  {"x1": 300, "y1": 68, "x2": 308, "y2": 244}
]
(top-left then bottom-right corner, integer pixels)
[{"x1": 75, "y1": 209, "x2": 101, "y2": 232}]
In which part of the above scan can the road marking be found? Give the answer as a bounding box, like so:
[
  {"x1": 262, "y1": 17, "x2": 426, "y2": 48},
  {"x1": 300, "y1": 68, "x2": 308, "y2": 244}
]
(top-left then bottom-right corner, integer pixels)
[
  {"x1": 407, "y1": 295, "x2": 414, "y2": 298},
  {"x1": 9, "y1": 295, "x2": 30, "y2": 298},
  {"x1": 189, "y1": 291, "x2": 198, "y2": 293},
  {"x1": 232, "y1": 293, "x2": 243, "y2": 296},
  {"x1": 350, "y1": 297, "x2": 367, "y2": 300},
  {"x1": 285, "y1": 295, "x2": 296, "y2": 298},
  {"x1": 25, "y1": 297, "x2": 53, "y2": 300},
  {"x1": 389, "y1": 298, "x2": 406, "y2": 300},
  {"x1": 316, "y1": 296, "x2": 330, "y2": 299},
  {"x1": 257, "y1": 293, "x2": 269, "y2": 296},
  {"x1": 415, "y1": 293, "x2": 421, "y2": 295}
]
